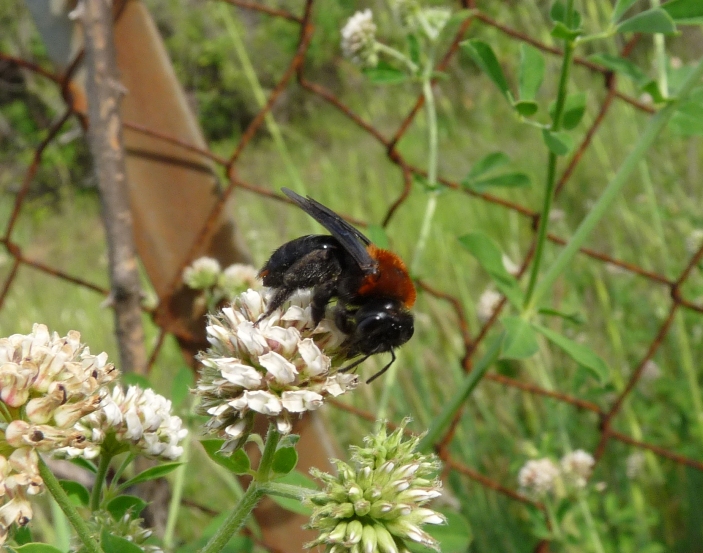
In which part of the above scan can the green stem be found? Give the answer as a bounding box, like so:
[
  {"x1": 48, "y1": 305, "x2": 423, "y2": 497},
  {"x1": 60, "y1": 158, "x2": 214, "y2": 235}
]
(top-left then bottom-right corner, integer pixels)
[
  {"x1": 650, "y1": 0, "x2": 669, "y2": 98},
  {"x1": 256, "y1": 425, "x2": 281, "y2": 482},
  {"x1": 410, "y1": 68, "x2": 439, "y2": 276},
  {"x1": 261, "y1": 481, "x2": 318, "y2": 501},
  {"x1": 90, "y1": 453, "x2": 112, "y2": 511},
  {"x1": 418, "y1": 333, "x2": 503, "y2": 452},
  {"x1": 375, "y1": 42, "x2": 419, "y2": 74},
  {"x1": 200, "y1": 427, "x2": 281, "y2": 553},
  {"x1": 526, "y1": 56, "x2": 703, "y2": 311},
  {"x1": 523, "y1": 29, "x2": 576, "y2": 308},
  {"x1": 199, "y1": 482, "x2": 264, "y2": 553},
  {"x1": 38, "y1": 457, "x2": 103, "y2": 553},
  {"x1": 164, "y1": 434, "x2": 191, "y2": 549}
]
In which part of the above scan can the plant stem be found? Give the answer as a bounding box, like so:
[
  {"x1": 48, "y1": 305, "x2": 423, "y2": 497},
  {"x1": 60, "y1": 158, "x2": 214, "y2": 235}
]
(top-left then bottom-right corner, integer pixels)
[
  {"x1": 376, "y1": 42, "x2": 419, "y2": 74},
  {"x1": 261, "y1": 481, "x2": 318, "y2": 501},
  {"x1": 256, "y1": 425, "x2": 281, "y2": 482},
  {"x1": 199, "y1": 482, "x2": 264, "y2": 553},
  {"x1": 38, "y1": 457, "x2": 103, "y2": 553},
  {"x1": 164, "y1": 434, "x2": 191, "y2": 549},
  {"x1": 410, "y1": 66, "x2": 439, "y2": 276},
  {"x1": 90, "y1": 453, "x2": 112, "y2": 511},
  {"x1": 527, "y1": 56, "x2": 703, "y2": 311},
  {"x1": 418, "y1": 333, "x2": 503, "y2": 452},
  {"x1": 200, "y1": 427, "x2": 281, "y2": 553},
  {"x1": 523, "y1": 18, "x2": 576, "y2": 309}
]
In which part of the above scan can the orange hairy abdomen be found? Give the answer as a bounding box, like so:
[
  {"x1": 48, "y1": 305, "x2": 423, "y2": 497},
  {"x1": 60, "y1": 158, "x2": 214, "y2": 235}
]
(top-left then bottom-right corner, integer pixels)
[{"x1": 358, "y1": 245, "x2": 416, "y2": 308}]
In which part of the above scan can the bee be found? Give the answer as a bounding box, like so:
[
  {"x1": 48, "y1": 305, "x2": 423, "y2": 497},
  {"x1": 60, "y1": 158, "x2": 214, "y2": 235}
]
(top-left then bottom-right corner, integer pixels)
[{"x1": 258, "y1": 188, "x2": 416, "y2": 383}]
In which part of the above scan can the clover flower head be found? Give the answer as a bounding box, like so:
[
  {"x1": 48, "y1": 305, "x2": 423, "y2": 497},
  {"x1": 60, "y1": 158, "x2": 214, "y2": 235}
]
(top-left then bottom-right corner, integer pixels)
[
  {"x1": 72, "y1": 510, "x2": 162, "y2": 553},
  {"x1": 560, "y1": 449, "x2": 594, "y2": 489},
  {"x1": 419, "y1": 7, "x2": 451, "y2": 41},
  {"x1": 306, "y1": 419, "x2": 445, "y2": 553},
  {"x1": 218, "y1": 263, "x2": 261, "y2": 299},
  {"x1": 183, "y1": 257, "x2": 222, "y2": 290},
  {"x1": 518, "y1": 458, "x2": 560, "y2": 497},
  {"x1": 195, "y1": 289, "x2": 356, "y2": 454},
  {"x1": 341, "y1": 10, "x2": 378, "y2": 68},
  {"x1": 70, "y1": 385, "x2": 187, "y2": 461},
  {"x1": 391, "y1": 0, "x2": 421, "y2": 29},
  {"x1": 0, "y1": 323, "x2": 118, "y2": 543}
]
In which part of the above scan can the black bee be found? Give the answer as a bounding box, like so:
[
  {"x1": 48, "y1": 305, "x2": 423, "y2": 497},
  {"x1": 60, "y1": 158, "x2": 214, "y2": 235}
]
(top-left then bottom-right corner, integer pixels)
[{"x1": 258, "y1": 188, "x2": 416, "y2": 382}]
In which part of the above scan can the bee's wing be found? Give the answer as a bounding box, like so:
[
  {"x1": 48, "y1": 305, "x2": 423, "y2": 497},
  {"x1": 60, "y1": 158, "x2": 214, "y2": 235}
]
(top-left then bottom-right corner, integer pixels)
[{"x1": 282, "y1": 187, "x2": 377, "y2": 274}]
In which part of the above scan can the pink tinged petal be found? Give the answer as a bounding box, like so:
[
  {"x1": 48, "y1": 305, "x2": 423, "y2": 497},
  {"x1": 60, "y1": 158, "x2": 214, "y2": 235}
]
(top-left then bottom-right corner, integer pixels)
[
  {"x1": 236, "y1": 323, "x2": 269, "y2": 357},
  {"x1": 5, "y1": 421, "x2": 30, "y2": 448},
  {"x1": 281, "y1": 304, "x2": 312, "y2": 326},
  {"x1": 261, "y1": 326, "x2": 300, "y2": 356},
  {"x1": 298, "y1": 339, "x2": 330, "y2": 376},
  {"x1": 215, "y1": 358, "x2": 263, "y2": 389},
  {"x1": 259, "y1": 351, "x2": 298, "y2": 384},
  {"x1": 323, "y1": 373, "x2": 359, "y2": 397},
  {"x1": 281, "y1": 390, "x2": 324, "y2": 413},
  {"x1": 240, "y1": 289, "x2": 267, "y2": 320},
  {"x1": 243, "y1": 390, "x2": 282, "y2": 415}
]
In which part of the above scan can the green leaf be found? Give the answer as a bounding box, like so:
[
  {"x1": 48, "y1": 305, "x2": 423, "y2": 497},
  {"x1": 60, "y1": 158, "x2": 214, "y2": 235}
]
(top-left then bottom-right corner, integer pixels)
[
  {"x1": 106, "y1": 495, "x2": 148, "y2": 519},
  {"x1": 641, "y1": 81, "x2": 667, "y2": 103},
  {"x1": 616, "y1": 8, "x2": 677, "y2": 34},
  {"x1": 513, "y1": 100, "x2": 539, "y2": 117},
  {"x1": 501, "y1": 316, "x2": 539, "y2": 359},
  {"x1": 277, "y1": 434, "x2": 300, "y2": 449},
  {"x1": 550, "y1": 1, "x2": 566, "y2": 23},
  {"x1": 461, "y1": 40, "x2": 511, "y2": 100},
  {"x1": 171, "y1": 365, "x2": 194, "y2": 408},
  {"x1": 532, "y1": 323, "x2": 610, "y2": 384},
  {"x1": 363, "y1": 62, "x2": 408, "y2": 84},
  {"x1": 457, "y1": 232, "x2": 523, "y2": 308},
  {"x1": 13, "y1": 526, "x2": 32, "y2": 545},
  {"x1": 271, "y1": 446, "x2": 298, "y2": 475},
  {"x1": 59, "y1": 480, "x2": 90, "y2": 507},
  {"x1": 662, "y1": 0, "x2": 703, "y2": 22},
  {"x1": 101, "y1": 530, "x2": 144, "y2": 553},
  {"x1": 538, "y1": 307, "x2": 585, "y2": 325},
  {"x1": 15, "y1": 545, "x2": 64, "y2": 553},
  {"x1": 407, "y1": 509, "x2": 472, "y2": 553},
  {"x1": 121, "y1": 462, "x2": 183, "y2": 489},
  {"x1": 589, "y1": 53, "x2": 649, "y2": 84},
  {"x1": 550, "y1": 92, "x2": 587, "y2": 130},
  {"x1": 407, "y1": 34, "x2": 421, "y2": 67},
  {"x1": 367, "y1": 224, "x2": 390, "y2": 250},
  {"x1": 70, "y1": 456, "x2": 97, "y2": 474},
  {"x1": 267, "y1": 471, "x2": 317, "y2": 515},
  {"x1": 611, "y1": 0, "x2": 640, "y2": 23},
  {"x1": 121, "y1": 373, "x2": 151, "y2": 389},
  {"x1": 201, "y1": 439, "x2": 251, "y2": 474},
  {"x1": 466, "y1": 172, "x2": 531, "y2": 192},
  {"x1": 467, "y1": 152, "x2": 510, "y2": 179},
  {"x1": 551, "y1": 21, "x2": 583, "y2": 41},
  {"x1": 669, "y1": 100, "x2": 703, "y2": 135},
  {"x1": 542, "y1": 129, "x2": 574, "y2": 155},
  {"x1": 518, "y1": 44, "x2": 545, "y2": 101}
]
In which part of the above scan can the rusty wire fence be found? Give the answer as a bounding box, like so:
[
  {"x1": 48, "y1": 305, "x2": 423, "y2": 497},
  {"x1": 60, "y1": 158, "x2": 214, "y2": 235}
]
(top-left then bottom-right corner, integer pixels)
[{"x1": 2, "y1": 0, "x2": 703, "y2": 549}]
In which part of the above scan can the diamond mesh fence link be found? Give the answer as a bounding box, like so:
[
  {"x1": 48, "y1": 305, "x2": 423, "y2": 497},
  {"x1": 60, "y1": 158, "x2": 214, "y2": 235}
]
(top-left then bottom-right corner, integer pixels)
[{"x1": 1, "y1": 0, "x2": 703, "y2": 549}]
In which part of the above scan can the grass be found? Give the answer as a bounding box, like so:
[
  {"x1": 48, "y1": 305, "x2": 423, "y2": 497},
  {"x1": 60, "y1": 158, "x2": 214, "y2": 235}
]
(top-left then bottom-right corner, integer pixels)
[{"x1": 1, "y1": 0, "x2": 703, "y2": 551}]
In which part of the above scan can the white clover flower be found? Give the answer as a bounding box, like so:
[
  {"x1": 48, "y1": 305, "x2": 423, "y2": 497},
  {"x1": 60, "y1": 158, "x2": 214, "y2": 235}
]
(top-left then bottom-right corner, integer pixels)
[
  {"x1": 419, "y1": 7, "x2": 451, "y2": 41},
  {"x1": 341, "y1": 10, "x2": 378, "y2": 68},
  {"x1": 476, "y1": 288, "x2": 502, "y2": 323},
  {"x1": 0, "y1": 324, "x2": 118, "y2": 543},
  {"x1": 306, "y1": 420, "x2": 445, "y2": 553},
  {"x1": 218, "y1": 263, "x2": 261, "y2": 299},
  {"x1": 70, "y1": 385, "x2": 187, "y2": 461},
  {"x1": 183, "y1": 256, "x2": 222, "y2": 290},
  {"x1": 560, "y1": 449, "x2": 594, "y2": 489},
  {"x1": 518, "y1": 458, "x2": 560, "y2": 497},
  {"x1": 196, "y1": 289, "x2": 356, "y2": 453}
]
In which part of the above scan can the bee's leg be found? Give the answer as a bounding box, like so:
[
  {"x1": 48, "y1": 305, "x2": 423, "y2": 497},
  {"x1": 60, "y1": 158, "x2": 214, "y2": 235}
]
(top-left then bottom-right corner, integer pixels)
[
  {"x1": 339, "y1": 354, "x2": 370, "y2": 374},
  {"x1": 365, "y1": 349, "x2": 396, "y2": 383},
  {"x1": 255, "y1": 287, "x2": 296, "y2": 325},
  {"x1": 311, "y1": 281, "x2": 337, "y2": 326}
]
